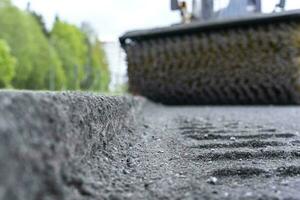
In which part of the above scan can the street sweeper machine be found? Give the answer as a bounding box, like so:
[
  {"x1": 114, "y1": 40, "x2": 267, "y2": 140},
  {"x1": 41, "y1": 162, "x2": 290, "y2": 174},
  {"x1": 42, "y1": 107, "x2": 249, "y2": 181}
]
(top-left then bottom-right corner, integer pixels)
[{"x1": 120, "y1": 0, "x2": 300, "y2": 105}]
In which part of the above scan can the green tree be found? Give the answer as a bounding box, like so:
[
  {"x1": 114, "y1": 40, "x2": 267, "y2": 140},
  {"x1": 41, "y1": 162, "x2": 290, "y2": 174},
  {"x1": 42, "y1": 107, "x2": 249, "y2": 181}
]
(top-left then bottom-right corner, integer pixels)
[
  {"x1": 0, "y1": 39, "x2": 16, "y2": 87},
  {"x1": 43, "y1": 47, "x2": 66, "y2": 90},
  {"x1": 25, "y1": 15, "x2": 66, "y2": 90},
  {"x1": 51, "y1": 19, "x2": 87, "y2": 90},
  {"x1": 81, "y1": 22, "x2": 110, "y2": 91},
  {"x1": 90, "y1": 40, "x2": 110, "y2": 91},
  {"x1": 0, "y1": 0, "x2": 10, "y2": 7},
  {"x1": 0, "y1": 1, "x2": 34, "y2": 87},
  {"x1": 0, "y1": 0, "x2": 66, "y2": 90},
  {"x1": 30, "y1": 11, "x2": 49, "y2": 38}
]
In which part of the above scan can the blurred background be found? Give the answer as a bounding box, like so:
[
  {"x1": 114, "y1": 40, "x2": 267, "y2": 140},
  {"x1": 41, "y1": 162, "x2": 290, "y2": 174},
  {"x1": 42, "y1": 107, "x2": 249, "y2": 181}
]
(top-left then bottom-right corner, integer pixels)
[{"x1": 0, "y1": 0, "x2": 300, "y2": 93}]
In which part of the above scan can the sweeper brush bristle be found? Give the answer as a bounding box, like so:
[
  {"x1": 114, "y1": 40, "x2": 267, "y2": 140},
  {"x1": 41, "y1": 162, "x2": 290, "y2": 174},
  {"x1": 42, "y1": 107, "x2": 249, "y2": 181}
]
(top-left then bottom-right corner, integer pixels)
[{"x1": 123, "y1": 21, "x2": 300, "y2": 105}]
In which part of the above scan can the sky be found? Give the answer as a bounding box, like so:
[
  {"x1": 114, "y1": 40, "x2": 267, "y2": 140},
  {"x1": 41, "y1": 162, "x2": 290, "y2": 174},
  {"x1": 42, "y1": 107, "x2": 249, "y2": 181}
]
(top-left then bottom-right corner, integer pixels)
[
  {"x1": 12, "y1": 0, "x2": 178, "y2": 41},
  {"x1": 11, "y1": 0, "x2": 300, "y2": 42}
]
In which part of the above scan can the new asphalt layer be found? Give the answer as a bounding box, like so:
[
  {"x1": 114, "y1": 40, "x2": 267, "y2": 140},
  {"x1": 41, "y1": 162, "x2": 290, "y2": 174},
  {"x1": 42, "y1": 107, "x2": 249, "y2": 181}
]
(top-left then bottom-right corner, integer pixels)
[{"x1": 1, "y1": 91, "x2": 300, "y2": 199}]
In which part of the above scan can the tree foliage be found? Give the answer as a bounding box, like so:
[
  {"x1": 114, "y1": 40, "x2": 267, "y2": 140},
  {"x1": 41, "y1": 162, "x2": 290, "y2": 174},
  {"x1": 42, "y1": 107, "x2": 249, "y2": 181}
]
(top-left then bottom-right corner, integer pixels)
[
  {"x1": 51, "y1": 19, "x2": 87, "y2": 90},
  {"x1": 0, "y1": 39, "x2": 15, "y2": 87},
  {"x1": 81, "y1": 22, "x2": 110, "y2": 91},
  {"x1": 0, "y1": 2, "x2": 35, "y2": 88},
  {"x1": 0, "y1": 0, "x2": 110, "y2": 91},
  {"x1": 0, "y1": 0, "x2": 66, "y2": 89},
  {"x1": 30, "y1": 11, "x2": 49, "y2": 38}
]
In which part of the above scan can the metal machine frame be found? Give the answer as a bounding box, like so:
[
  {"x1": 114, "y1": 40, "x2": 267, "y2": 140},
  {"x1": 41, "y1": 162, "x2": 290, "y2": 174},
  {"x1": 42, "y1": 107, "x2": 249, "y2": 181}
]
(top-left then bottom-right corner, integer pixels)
[
  {"x1": 170, "y1": 0, "x2": 285, "y2": 23},
  {"x1": 120, "y1": 9, "x2": 298, "y2": 47}
]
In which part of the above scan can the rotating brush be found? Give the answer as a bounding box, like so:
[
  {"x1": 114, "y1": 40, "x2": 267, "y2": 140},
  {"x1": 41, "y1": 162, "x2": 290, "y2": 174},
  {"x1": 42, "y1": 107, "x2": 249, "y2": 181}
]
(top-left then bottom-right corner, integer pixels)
[{"x1": 121, "y1": 11, "x2": 300, "y2": 105}]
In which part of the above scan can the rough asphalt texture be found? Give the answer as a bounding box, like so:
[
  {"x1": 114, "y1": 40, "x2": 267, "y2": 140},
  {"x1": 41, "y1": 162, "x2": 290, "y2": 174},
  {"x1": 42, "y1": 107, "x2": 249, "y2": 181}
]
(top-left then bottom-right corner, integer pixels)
[{"x1": 1, "y1": 91, "x2": 300, "y2": 199}]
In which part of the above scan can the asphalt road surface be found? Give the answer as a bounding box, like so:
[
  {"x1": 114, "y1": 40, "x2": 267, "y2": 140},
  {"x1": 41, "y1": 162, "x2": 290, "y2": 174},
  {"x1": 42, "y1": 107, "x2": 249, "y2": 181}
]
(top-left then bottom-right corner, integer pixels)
[
  {"x1": 1, "y1": 91, "x2": 300, "y2": 199},
  {"x1": 133, "y1": 103, "x2": 300, "y2": 199}
]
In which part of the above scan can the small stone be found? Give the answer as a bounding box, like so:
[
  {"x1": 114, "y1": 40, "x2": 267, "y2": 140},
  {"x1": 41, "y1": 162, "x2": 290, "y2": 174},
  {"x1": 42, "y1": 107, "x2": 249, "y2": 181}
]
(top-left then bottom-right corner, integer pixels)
[
  {"x1": 232, "y1": 181, "x2": 239, "y2": 186},
  {"x1": 144, "y1": 183, "x2": 150, "y2": 188},
  {"x1": 204, "y1": 134, "x2": 209, "y2": 138},
  {"x1": 179, "y1": 171, "x2": 185, "y2": 175},
  {"x1": 158, "y1": 150, "x2": 164, "y2": 153},
  {"x1": 108, "y1": 194, "x2": 121, "y2": 200},
  {"x1": 277, "y1": 167, "x2": 285, "y2": 172},
  {"x1": 244, "y1": 192, "x2": 253, "y2": 197},
  {"x1": 128, "y1": 129, "x2": 133, "y2": 133},
  {"x1": 207, "y1": 176, "x2": 218, "y2": 185},
  {"x1": 112, "y1": 147, "x2": 118, "y2": 151},
  {"x1": 264, "y1": 173, "x2": 272, "y2": 178},
  {"x1": 126, "y1": 158, "x2": 134, "y2": 168},
  {"x1": 280, "y1": 180, "x2": 289, "y2": 186},
  {"x1": 294, "y1": 151, "x2": 300, "y2": 156},
  {"x1": 230, "y1": 137, "x2": 236, "y2": 141},
  {"x1": 169, "y1": 156, "x2": 179, "y2": 161}
]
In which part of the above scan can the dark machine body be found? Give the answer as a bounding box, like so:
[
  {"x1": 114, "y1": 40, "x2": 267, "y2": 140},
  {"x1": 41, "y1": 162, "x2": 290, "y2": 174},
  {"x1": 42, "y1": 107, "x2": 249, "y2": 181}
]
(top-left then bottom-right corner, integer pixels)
[{"x1": 120, "y1": 0, "x2": 300, "y2": 105}]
